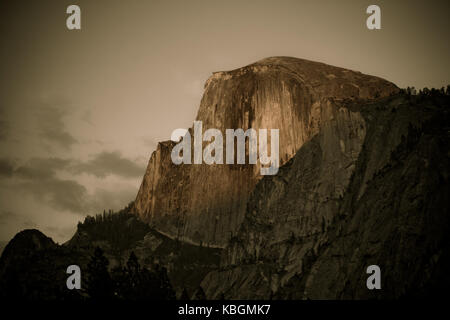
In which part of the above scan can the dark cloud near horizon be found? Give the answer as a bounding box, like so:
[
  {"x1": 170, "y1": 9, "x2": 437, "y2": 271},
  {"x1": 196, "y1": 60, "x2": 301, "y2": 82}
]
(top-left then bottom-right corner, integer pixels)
[
  {"x1": 0, "y1": 210, "x2": 36, "y2": 228},
  {"x1": 0, "y1": 119, "x2": 8, "y2": 141},
  {"x1": 71, "y1": 151, "x2": 145, "y2": 178},
  {"x1": 36, "y1": 105, "x2": 77, "y2": 150},
  {"x1": 1, "y1": 150, "x2": 145, "y2": 180},
  {"x1": 0, "y1": 105, "x2": 9, "y2": 141},
  {"x1": 0, "y1": 210, "x2": 17, "y2": 224},
  {"x1": 17, "y1": 178, "x2": 88, "y2": 214},
  {"x1": 15, "y1": 176, "x2": 136, "y2": 217},
  {"x1": 0, "y1": 152, "x2": 142, "y2": 215},
  {"x1": 0, "y1": 158, "x2": 14, "y2": 177},
  {"x1": 0, "y1": 157, "x2": 87, "y2": 214},
  {"x1": 15, "y1": 157, "x2": 72, "y2": 180},
  {"x1": 3, "y1": 157, "x2": 88, "y2": 214}
]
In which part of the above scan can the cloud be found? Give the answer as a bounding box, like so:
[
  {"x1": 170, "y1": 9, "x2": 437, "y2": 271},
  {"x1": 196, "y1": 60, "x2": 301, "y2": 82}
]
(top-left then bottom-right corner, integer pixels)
[
  {"x1": 71, "y1": 151, "x2": 145, "y2": 178},
  {"x1": 0, "y1": 152, "x2": 142, "y2": 216},
  {"x1": 15, "y1": 157, "x2": 72, "y2": 180},
  {"x1": 36, "y1": 105, "x2": 77, "y2": 150},
  {"x1": 10, "y1": 151, "x2": 144, "y2": 180},
  {"x1": 88, "y1": 187, "x2": 137, "y2": 214},
  {"x1": 0, "y1": 210, "x2": 36, "y2": 229},
  {"x1": 0, "y1": 210, "x2": 17, "y2": 224},
  {"x1": 141, "y1": 136, "x2": 158, "y2": 150},
  {"x1": 6, "y1": 157, "x2": 88, "y2": 214},
  {"x1": 0, "y1": 106, "x2": 9, "y2": 141},
  {"x1": 0, "y1": 119, "x2": 8, "y2": 141},
  {"x1": 0, "y1": 158, "x2": 14, "y2": 177},
  {"x1": 18, "y1": 178, "x2": 88, "y2": 214},
  {"x1": 43, "y1": 225, "x2": 76, "y2": 242}
]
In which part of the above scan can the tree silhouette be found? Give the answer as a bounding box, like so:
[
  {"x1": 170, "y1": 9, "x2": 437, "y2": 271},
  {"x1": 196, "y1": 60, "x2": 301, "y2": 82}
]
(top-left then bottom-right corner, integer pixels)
[
  {"x1": 86, "y1": 247, "x2": 114, "y2": 300},
  {"x1": 157, "y1": 265, "x2": 176, "y2": 300},
  {"x1": 180, "y1": 288, "x2": 190, "y2": 300},
  {"x1": 113, "y1": 252, "x2": 176, "y2": 300},
  {"x1": 193, "y1": 286, "x2": 206, "y2": 300},
  {"x1": 127, "y1": 251, "x2": 140, "y2": 274}
]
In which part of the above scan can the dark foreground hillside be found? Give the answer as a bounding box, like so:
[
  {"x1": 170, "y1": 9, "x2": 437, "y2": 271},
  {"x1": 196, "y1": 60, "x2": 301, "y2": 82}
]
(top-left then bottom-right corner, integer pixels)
[{"x1": 0, "y1": 204, "x2": 221, "y2": 300}]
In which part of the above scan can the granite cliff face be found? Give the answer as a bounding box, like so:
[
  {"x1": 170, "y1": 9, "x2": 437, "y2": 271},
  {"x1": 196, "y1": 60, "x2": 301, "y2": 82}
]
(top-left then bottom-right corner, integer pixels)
[
  {"x1": 133, "y1": 57, "x2": 399, "y2": 247},
  {"x1": 200, "y1": 93, "x2": 450, "y2": 299}
]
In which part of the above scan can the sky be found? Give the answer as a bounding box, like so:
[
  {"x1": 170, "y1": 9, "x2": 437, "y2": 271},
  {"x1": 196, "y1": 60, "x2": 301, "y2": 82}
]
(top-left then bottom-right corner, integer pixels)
[{"x1": 0, "y1": 0, "x2": 449, "y2": 243}]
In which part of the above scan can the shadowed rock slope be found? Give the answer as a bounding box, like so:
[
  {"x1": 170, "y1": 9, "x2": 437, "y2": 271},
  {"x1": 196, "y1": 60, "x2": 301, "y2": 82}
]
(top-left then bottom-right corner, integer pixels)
[{"x1": 201, "y1": 93, "x2": 450, "y2": 299}]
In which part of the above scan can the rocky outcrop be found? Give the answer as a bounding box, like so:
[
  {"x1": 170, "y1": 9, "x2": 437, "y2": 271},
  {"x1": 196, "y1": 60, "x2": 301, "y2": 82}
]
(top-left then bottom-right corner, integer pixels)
[
  {"x1": 201, "y1": 93, "x2": 450, "y2": 299},
  {"x1": 133, "y1": 57, "x2": 399, "y2": 247},
  {"x1": 0, "y1": 229, "x2": 69, "y2": 300},
  {"x1": 0, "y1": 229, "x2": 56, "y2": 276}
]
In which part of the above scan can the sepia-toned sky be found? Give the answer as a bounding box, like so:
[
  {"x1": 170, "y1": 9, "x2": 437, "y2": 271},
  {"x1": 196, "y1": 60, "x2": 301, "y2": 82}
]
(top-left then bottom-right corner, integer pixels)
[{"x1": 0, "y1": 0, "x2": 449, "y2": 244}]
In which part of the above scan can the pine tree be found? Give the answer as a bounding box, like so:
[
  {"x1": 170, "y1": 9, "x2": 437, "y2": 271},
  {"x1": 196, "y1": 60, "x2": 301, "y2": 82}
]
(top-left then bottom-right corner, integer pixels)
[
  {"x1": 158, "y1": 266, "x2": 176, "y2": 300},
  {"x1": 86, "y1": 247, "x2": 114, "y2": 300},
  {"x1": 193, "y1": 286, "x2": 206, "y2": 300},
  {"x1": 126, "y1": 251, "x2": 140, "y2": 274},
  {"x1": 180, "y1": 288, "x2": 190, "y2": 300}
]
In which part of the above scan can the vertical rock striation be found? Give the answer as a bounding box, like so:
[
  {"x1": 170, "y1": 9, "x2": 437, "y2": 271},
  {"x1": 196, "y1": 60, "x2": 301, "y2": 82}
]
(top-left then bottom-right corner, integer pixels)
[
  {"x1": 133, "y1": 57, "x2": 398, "y2": 247},
  {"x1": 200, "y1": 94, "x2": 450, "y2": 299}
]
